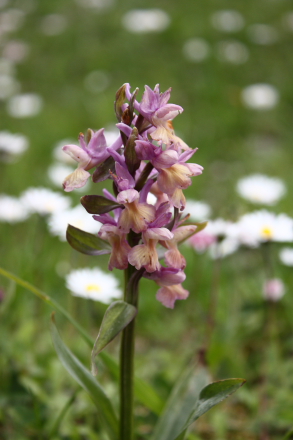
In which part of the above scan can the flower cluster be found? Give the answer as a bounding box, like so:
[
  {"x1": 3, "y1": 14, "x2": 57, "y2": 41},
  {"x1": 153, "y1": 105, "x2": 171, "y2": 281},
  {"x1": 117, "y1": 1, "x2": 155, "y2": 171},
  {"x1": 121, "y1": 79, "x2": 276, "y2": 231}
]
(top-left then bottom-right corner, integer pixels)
[{"x1": 62, "y1": 84, "x2": 203, "y2": 308}]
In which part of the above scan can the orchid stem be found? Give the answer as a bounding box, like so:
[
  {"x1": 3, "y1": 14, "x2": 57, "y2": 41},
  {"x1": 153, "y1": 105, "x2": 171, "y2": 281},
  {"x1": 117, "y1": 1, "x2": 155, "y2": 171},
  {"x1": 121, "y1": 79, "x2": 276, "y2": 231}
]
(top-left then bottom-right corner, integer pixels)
[{"x1": 120, "y1": 265, "x2": 139, "y2": 440}]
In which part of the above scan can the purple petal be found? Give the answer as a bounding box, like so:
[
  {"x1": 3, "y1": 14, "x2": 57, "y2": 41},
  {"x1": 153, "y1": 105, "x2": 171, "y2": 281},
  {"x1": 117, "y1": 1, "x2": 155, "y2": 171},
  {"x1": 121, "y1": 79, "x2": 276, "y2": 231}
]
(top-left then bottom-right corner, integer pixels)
[
  {"x1": 107, "y1": 147, "x2": 125, "y2": 166},
  {"x1": 103, "y1": 188, "x2": 117, "y2": 202},
  {"x1": 116, "y1": 122, "x2": 133, "y2": 138},
  {"x1": 139, "y1": 178, "x2": 155, "y2": 203},
  {"x1": 93, "y1": 213, "x2": 116, "y2": 225},
  {"x1": 135, "y1": 140, "x2": 156, "y2": 161},
  {"x1": 155, "y1": 104, "x2": 183, "y2": 121},
  {"x1": 179, "y1": 148, "x2": 198, "y2": 163},
  {"x1": 152, "y1": 149, "x2": 178, "y2": 170},
  {"x1": 159, "y1": 87, "x2": 171, "y2": 106},
  {"x1": 87, "y1": 128, "x2": 107, "y2": 160}
]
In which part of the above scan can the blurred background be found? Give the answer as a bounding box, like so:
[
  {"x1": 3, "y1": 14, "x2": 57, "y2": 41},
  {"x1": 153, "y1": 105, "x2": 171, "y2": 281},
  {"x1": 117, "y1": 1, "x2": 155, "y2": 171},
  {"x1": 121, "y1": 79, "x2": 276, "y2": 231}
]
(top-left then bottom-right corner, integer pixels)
[{"x1": 1, "y1": 0, "x2": 293, "y2": 438}]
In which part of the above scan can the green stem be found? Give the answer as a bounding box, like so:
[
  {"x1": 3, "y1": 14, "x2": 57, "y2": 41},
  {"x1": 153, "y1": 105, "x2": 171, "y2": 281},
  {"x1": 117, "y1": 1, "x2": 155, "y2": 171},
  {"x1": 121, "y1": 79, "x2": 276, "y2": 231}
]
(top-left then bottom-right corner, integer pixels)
[{"x1": 120, "y1": 265, "x2": 140, "y2": 440}]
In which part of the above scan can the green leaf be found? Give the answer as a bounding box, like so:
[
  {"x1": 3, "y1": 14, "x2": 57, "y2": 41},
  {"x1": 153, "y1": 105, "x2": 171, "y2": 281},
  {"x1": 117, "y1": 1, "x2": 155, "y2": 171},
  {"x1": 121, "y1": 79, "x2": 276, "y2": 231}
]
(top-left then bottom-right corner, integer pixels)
[
  {"x1": 66, "y1": 224, "x2": 111, "y2": 256},
  {"x1": 80, "y1": 195, "x2": 122, "y2": 215},
  {"x1": 152, "y1": 366, "x2": 210, "y2": 440},
  {"x1": 177, "y1": 221, "x2": 208, "y2": 245},
  {"x1": 282, "y1": 428, "x2": 293, "y2": 439},
  {"x1": 50, "y1": 313, "x2": 118, "y2": 440},
  {"x1": 0, "y1": 267, "x2": 164, "y2": 416},
  {"x1": 125, "y1": 127, "x2": 140, "y2": 175},
  {"x1": 153, "y1": 366, "x2": 245, "y2": 440},
  {"x1": 183, "y1": 378, "x2": 246, "y2": 431},
  {"x1": 92, "y1": 155, "x2": 116, "y2": 183},
  {"x1": 91, "y1": 301, "x2": 137, "y2": 375},
  {"x1": 114, "y1": 83, "x2": 127, "y2": 121}
]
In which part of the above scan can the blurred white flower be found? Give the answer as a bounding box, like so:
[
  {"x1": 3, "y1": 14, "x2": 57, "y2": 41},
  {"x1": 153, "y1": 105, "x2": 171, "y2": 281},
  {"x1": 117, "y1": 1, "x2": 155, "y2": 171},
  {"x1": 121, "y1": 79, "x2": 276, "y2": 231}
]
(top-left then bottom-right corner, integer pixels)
[
  {"x1": 0, "y1": 0, "x2": 9, "y2": 9},
  {"x1": 182, "y1": 38, "x2": 210, "y2": 62},
  {"x1": 3, "y1": 40, "x2": 30, "y2": 63},
  {"x1": 0, "y1": 58, "x2": 15, "y2": 75},
  {"x1": 122, "y1": 9, "x2": 170, "y2": 33},
  {"x1": 236, "y1": 174, "x2": 286, "y2": 205},
  {"x1": 75, "y1": 0, "x2": 115, "y2": 10},
  {"x1": 185, "y1": 200, "x2": 211, "y2": 222},
  {"x1": 0, "y1": 9, "x2": 25, "y2": 33},
  {"x1": 279, "y1": 247, "x2": 293, "y2": 266},
  {"x1": 262, "y1": 278, "x2": 285, "y2": 301},
  {"x1": 211, "y1": 10, "x2": 245, "y2": 32},
  {"x1": 52, "y1": 139, "x2": 77, "y2": 164},
  {"x1": 7, "y1": 93, "x2": 43, "y2": 118},
  {"x1": 147, "y1": 192, "x2": 157, "y2": 205},
  {"x1": 48, "y1": 163, "x2": 75, "y2": 187},
  {"x1": 216, "y1": 40, "x2": 249, "y2": 64},
  {"x1": 241, "y1": 84, "x2": 279, "y2": 110},
  {"x1": 189, "y1": 218, "x2": 233, "y2": 253},
  {"x1": 65, "y1": 267, "x2": 122, "y2": 302},
  {"x1": 104, "y1": 127, "x2": 120, "y2": 146},
  {"x1": 209, "y1": 237, "x2": 239, "y2": 259},
  {"x1": 84, "y1": 70, "x2": 110, "y2": 93},
  {"x1": 20, "y1": 187, "x2": 71, "y2": 215},
  {"x1": 0, "y1": 131, "x2": 29, "y2": 159},
  {"x1": 40, "y1": 14, "x2": 68, "y2": 36},
  {"x1": 247, "y1": 24, "x2": 278, "y2": 45},
  {"x1": 283, "y1": 12, "x2": 293, "y2": 32},
  {"x1": 234, "y1": 210, "x2": 293, "y2": 247},
  {"x1": 0, "y1": 74, "x2": 20, "y2": 99},
  {"x1": 48, "y1": 204, "x2": 101, "y2": 241},
  {"x1": 0, "y1": 194, "x2": 29, "y2": 223}
]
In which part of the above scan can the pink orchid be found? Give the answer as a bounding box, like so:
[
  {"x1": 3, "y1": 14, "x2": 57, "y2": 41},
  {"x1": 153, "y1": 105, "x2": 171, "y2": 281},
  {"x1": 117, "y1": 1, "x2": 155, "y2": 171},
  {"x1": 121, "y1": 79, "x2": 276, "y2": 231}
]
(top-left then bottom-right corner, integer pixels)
[
  {"x1": 62, "y1": 129, "x2": 122, "y2": 192},
  {"x1": 160, "y1": 225, "x2": 198, "y2": 269},
  {"x1": 144, "y1": 267, "x2": 188, "y2": 308},
  {"x1": 128, "y1": 202, "x2": 173, "y2": 272},
  {"x1": 98, "y1": 224, "x2": 131, "y2": 271},
  {"x1": 135, "y1": 142, "x2": 203, "y2": 209},
  {"x1": 117, "y1": 189, "x2": 155, "y2": 234}
]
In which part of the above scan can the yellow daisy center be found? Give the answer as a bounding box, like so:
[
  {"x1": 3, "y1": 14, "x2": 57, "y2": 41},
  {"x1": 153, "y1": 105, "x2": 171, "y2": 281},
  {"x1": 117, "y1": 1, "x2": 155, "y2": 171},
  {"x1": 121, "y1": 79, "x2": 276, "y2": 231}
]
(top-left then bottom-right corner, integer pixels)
[
  {"x1": 86, "y1": 283, "x2": 101, "y2": 292},
  {"x1": 261, "y1": 226, "x2": 273, "y2": 240}
]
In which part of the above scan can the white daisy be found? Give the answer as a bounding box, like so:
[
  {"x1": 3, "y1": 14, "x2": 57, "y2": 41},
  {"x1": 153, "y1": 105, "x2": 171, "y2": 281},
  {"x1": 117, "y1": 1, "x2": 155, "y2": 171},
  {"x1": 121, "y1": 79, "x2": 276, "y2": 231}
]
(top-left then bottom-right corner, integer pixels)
[
  {"x1": 40, "y1": 14, "x2": 68, "y2": 36},
  {"x1": 47, "y1": 163, "x2": 75, "y2": 187},
  {"x1": 0, "y1": 9, "x2": 25, "y2": 33},
  {"x1": 104, "y1": 126, "x2": 120, "y2": 146},
  {"x1": 3, "y1": 40, "x2": 30, "y2": 63},
  {"x1": 262, "y1": 279, "x2": 285, "y2": 302},
  {"x1": 0, "y1": 194, "x2": 29, "y2": 223},
  {"x1": 211, "y1": 10, "x2": 245, "y2": 33},
  {"x1": 48, "y1": 204, "x2": 101, "y2": 241},
  {"x1": 216, "y1": 40, "x2": 249, "y2": 64},
  {"x1": 247, "y1": 24, "x2": 278, "y2": 45},
  {"x1": 146, "y1": 192, "x2": 157, "y2": 205},
  {"x1": 279, "y1": 247, "x2": 293, "y2": 266},
  {"x1": 20, "y1": 187, "x2": 71, "y2": 215},
  {"x1": 0, "y1": 74, "x2": 20, "y2": 99},
  {"x1": 234, "y1": 210, "x2": 293, "y2": 247},
  {"x1": 75, "y1": 0, "x2": 115, "y2": 11},
  {"x1": 241, "y1": 84, "x2": 279, "y2": 110},
  {"x1": 122, "y1": 9, "x2": 170, "y2": 33},
  {"x1": 0, "y1": 131, "x2": 29, "y2": 158},
  {"x1": 183, "y1": 38, "x2": 210, "y2": 63},
  {"x1": 236, "y1": 174, "x2": 286, "y2": 205},
  {"x1": 185, "y1": 200, "x2": 211, "y2": 222},
  {"x1": 209, "y1": 237, "x2": 239, "y2": 259},
  {"x1": 84, "y1": 70, "x2": 110, "y2": 94},
  {"x1": 52, "y1": 139, "x2": 77, "y2": 164},
  {"x1": 7, "y1": 93, "x2": 43, "y2": 118},
  {"x1": 65, "y1": 267, "x2": 122, "y2": 303},
  {"x1": 188, "y1": 218, "x2": 234, "y2": 252}
]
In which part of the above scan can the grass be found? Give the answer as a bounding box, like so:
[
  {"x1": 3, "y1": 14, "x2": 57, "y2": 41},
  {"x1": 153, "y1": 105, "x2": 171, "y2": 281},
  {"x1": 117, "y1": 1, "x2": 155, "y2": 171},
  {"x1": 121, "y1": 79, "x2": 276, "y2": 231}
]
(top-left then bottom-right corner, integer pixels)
[{"x1": 1, "y1": 0, "x2": 293, "y2": 438}]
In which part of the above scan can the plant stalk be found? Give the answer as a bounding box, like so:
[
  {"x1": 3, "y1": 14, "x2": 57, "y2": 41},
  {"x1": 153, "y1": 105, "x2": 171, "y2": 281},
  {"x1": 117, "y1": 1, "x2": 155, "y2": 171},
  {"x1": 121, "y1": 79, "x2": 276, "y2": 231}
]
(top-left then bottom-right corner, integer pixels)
[{"x1": 120, "y1": 264, "x2": 139, "y2": 440}]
